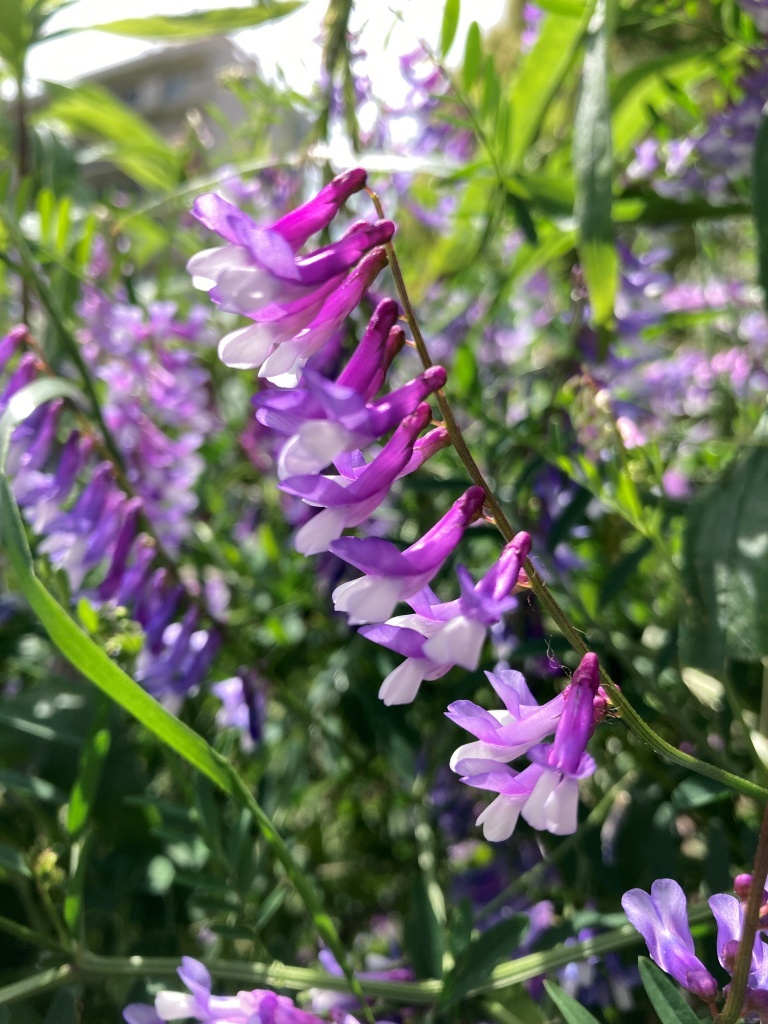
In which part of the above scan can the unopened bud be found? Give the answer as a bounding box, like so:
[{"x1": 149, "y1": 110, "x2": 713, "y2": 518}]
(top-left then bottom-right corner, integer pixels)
[{"x1": 734, "y1": 873, "x2": 753, "y2": 901}]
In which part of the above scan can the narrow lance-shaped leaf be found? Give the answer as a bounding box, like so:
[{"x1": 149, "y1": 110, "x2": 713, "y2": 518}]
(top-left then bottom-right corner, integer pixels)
[
  {"x1": 93, "y1": 2, "x2": 303, "y2": 39},
  {"x1": 463, "y1": 21, "x2": 482, "y2": 91},
  {"x1": 543, "y1": 980, "x2": 602, "y2": 1024},
  {"x1": 679, "y1": 413, "x2": 768, "y2": 672},
  {"x1": 752, "y1": 99, "x2": 768, "y2": 309},
  {"x1": 507, "y1": 1, "x2": 596, "y2": 170},
  {"x1": 573, "y1": 0, "x2": 617, "y2": 328},
  {"x1": 440, "y1": 0, "x2": 461, "y2": 58},
  {"x1": 637, "y1": 958, "x2": 702, "y2": 1024}
]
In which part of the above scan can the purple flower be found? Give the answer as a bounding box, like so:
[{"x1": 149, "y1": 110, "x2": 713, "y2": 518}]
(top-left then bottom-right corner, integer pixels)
[
  {"x1": 275, "y1": 365, "x2": 447, "y2": 480},
  {"x1": 330, "y1": 486, "x2": 486, "y2": 624},
  {"x1": 188, "y1": 169, "x2": 395, "y2": 384},
  {"x1": 360, "y1": 532, "x2": 531, "y2": 704},
  {"x1": 212, "y1": 672, "x2": 265, "y2": 750},
  {"x1": 282, "y1": 403, "x2": 433, "y2": 555},
  {"x1": 252, "y1": 298, "x2": 401, "y2": 433},
  {"x1": 709, "y1": 892, "x2": 768, "y2": 1016},
  {"x1": 308, "y1": 949, "x2": 413, "y2": 1016},
  {"x1": 123, "y1": 956, "x2": 331, "y2": 1023},
  {"x1": 621, "y1": 879, "x2": 718, "y2": 1003},
  {"x1": 456, "y1": 654, "x2": 602, "y2": 840},
  {"x1": 447, "y1": 668, "x2": 566, "y2": 773}
]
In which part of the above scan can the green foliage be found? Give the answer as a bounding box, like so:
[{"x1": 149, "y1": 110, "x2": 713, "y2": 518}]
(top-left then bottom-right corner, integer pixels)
[
  {"x1": 573, "y1": 0, "x2": 617, "y2": 328},
  {"x1": 544, "y1": 981, "x2": 602, "y2": 1024},
  {"x1": 94, "y1": 3, "x2": 303, "y2": 39},
  {"x1": 440, "y1": 0, "x2": 462, "y2": 59},
  {"x1": 680, "y1": 424, "x2": 768, "y2": 671},
  {"x1": 637, "y1": 958, "x2": 703, "y2": 1024},
  {"x1": 753, "y1": 104, "x2": 768, "y2": 305},
  {"x1": 39, "y1": 83, "x2": 183, "y2": 191},
  {"x1": 440, "y1": 915, "x2": 529, "y2": 1007}
]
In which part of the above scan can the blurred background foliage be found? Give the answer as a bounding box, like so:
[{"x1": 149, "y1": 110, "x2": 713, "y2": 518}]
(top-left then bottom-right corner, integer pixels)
[{"x1": 0, "y1": 0, "x2": 768, "y2": 1020}]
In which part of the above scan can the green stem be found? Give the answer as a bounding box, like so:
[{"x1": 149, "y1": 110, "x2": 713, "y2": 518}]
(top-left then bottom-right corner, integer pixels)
[
  {"x1": 367, "y1": 188, "x2": 768, "y2": 804},
  {"x1": 0, "y1": 913, "x2": 67, "y2": 954},
  {"x1": 0, "y1": 965, "x2": 73, "y2": 1007},
  {"x1": 717, "y1": 802, "x2": 768, "y2": 1024}
]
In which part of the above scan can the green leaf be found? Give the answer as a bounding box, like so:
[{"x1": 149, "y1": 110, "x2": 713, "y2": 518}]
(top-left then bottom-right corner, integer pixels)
[
  {"x1": 753, "y1": 102, "x2": 768, "y2": 309},
  {"x1": 405, "y1": 870, "x2": 445, "y2": 980},
  {"x1": 0, "y1": 473, "x2": 366, "y2": 1008},
  {"x1": 535, "y1": 0, "x2": 587, "y2": 12},
  {"x1": 0, "y1": 377, "x2": 85, "y2": 473},
  {"x1": 671, "y1": 776, "x2": 729, "y2": 811},
  {"x1": 638, "y1": 957, "x2": 702, "y2": 1024},
  {"x1": 38, "y1": 82, "x2": 182, "y2": 191},
  {"x1": 482, "y1": 54, "x2": 501, "y2": 126},
  {"x1": 440, "y1": 0, "x2": 461, "y2": 58},
  {"x1": 544, "y1": 981, "x2": 602, "y2": 1023},
  {"x1": 507, "y1": 1, "x2": 596, "y2": 170},
  {"x1": 463, "y1": 21, "x2": 482, "y2": 91},
  {"x1": 0, "y1": 842, "x2": 31, "y2": 879},
  {"x1": 0, "y1": 0, "x2": 31, "y2": 76},
  {"x1": 680, "y1": 431, "x2": 768, "y2": 672},
  {"x1": 598, "y1": 538, "x2": 652, "y2": 607},
  {"x1": 573, "y1": 0, "x2": 616, "y2": 326},
  {"x1": 43, "y1": 987, "x2": 77, "y2": 1024},
  {"x1": 94, "y1": 2, "x2": 302, "y2": 38},
  {"x1": 67, "y1": 711, "x2": 111, "y2": 838},
  {"x1": 0, "y1": 767, "x2": 65, "y2": 803},
  {"x1": 441, "y1": 915, "x2": 529, "y2": 1007}
]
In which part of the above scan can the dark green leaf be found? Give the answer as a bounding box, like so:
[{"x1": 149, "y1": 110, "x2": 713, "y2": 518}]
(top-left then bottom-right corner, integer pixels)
[
  {"x1": 67, "y1": 712, "x2": 111, "y2": 838},
  {"x1": 0, "y1": 767, "x2": 65, "y2": 803},
  {"x1": 599, "y1": 538, "x2": 652, "y2": 606},
  {"x1": 753, "y1": 103, "x2": 768, "y2": 309},
  {"x1": 671, "y1": 776, "x2": 729, "y2": 811},
  {"x1": 573, "y1": 0, "x2": 616, "y2": 326},
  {"x1": 441, "y1": 914, "x2": 529, "y2": 1007},
  {"x1": 94, "y1": 3, "x2": 302, "y2": 38},
  {"x1": 680, "y1": 431, "x2": 768, "y2": 671},
  {"x1": 0, "y1": 842, "x2": 30, "y2": 879},
  {"x1": 638, "y1": 957, "x2": 702, "y2": 1024},
  {"x1": 43, "y1": 987, "x2": 77, "y2": 1024},
  {"x1": 440, "y1": 0, "x2": 461, "y2": 58},
  {"x1": 544, "y1": 980, "x2": 602, "y2": 1023},
  {"x1": 463, "y1": 21, "x2": 482, "y2": 91},
  {"x1": 404, "y1": 870, "x2": 445, "y2": 980}
]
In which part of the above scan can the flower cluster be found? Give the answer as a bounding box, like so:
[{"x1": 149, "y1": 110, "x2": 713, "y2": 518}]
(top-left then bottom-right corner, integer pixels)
[
  {"x1": 123, "y1": 956, "x2": 392, "y2": 1024},
  {"x1": 190, "y1": 165, "x2": 606, "y2": 844},
  {"x1": 75, "y1": 256, "x2": 217, "y2": 551},
  {"x1": 0, "y1": 298, "x2": 221, "y2": 706},
  {"x1": 448, "y1": 654, "x2": 605, "y2": 841},
  {"x1": 623, "y1": 875, "x2": 768, "y2": 1018}
]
